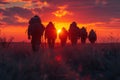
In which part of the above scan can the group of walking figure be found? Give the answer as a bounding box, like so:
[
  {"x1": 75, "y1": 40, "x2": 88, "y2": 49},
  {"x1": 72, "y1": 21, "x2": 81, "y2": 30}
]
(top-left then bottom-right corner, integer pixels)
[{"x1": 28, "y1": 15, "x2": 97, "y2": 52}]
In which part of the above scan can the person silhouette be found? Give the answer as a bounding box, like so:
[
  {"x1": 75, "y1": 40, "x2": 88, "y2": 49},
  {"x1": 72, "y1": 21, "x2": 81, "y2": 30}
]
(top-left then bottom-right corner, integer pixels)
[
  {"x1": 59, "y1": 27, "x2": 68, "y2": 47},
  {"x1": 80, "y1": 27, "x2": 88, "y2": 44},
  {"x1": 28, "y1": 15, "x2": 45, "y2": 52},
  {"x1": 68, "y1": 22, "x2": 80, "y2": 45},
  {"x1": 88, "y1": 29, "x2": 97, "y2": 44},
  {"x1": 45, "y1": 22, "x2": 57, "y2": 48}
]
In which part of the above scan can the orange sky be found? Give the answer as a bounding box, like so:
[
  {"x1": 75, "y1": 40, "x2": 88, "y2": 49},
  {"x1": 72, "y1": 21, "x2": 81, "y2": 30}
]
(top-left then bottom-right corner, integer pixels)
[
  {"x1": 0, "y1": 25, "x2": 120, "y2": 43},
  {"x1": 0, "y1": 0, "x2": 120, "y2": 43}
]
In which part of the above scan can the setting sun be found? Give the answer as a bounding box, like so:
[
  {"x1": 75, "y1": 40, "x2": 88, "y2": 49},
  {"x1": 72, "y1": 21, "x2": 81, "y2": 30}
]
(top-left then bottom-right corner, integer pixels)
[{"x1": 57, "y1": 29, "x2": 61, "y2": 34}]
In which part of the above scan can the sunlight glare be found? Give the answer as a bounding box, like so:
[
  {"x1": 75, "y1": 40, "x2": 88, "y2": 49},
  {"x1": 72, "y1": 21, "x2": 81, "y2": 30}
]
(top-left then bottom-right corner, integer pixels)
[{"x1": 57, "y1": 29, "x2": 61, "y2": 34}]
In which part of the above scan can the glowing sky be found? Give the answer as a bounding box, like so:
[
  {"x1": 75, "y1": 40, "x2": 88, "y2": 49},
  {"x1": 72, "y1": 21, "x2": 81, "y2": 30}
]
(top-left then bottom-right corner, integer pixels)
[{"x1": 0, "y1": 0, "x2": 120, "y2": 42}]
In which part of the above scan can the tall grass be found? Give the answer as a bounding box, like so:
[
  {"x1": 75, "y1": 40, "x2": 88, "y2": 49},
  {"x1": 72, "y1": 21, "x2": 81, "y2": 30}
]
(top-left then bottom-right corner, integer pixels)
[
  {"x1": 0, "y1": 43, "x2": 120, "y2": 80},
  {"x1": 0, "y1": 30, "x2": 14, "y2": 48}
]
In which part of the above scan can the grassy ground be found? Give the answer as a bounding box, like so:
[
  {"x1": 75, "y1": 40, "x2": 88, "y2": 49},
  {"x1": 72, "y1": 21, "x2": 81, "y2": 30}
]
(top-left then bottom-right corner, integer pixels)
[{"x1": 0, "y1": 43, "x2": 120, "y2": 80}]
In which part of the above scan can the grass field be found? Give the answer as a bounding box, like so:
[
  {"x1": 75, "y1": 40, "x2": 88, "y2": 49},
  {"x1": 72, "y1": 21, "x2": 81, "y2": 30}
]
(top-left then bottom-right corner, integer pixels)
[{"x1": 0, "y1": 43, "x2": 120, "y2": 80}]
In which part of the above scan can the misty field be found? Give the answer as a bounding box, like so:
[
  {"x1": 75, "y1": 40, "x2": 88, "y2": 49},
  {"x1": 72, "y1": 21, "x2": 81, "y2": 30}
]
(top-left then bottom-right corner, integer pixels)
[{"x1": 0, "y1": 43, "x2": 120, "y2": 80}]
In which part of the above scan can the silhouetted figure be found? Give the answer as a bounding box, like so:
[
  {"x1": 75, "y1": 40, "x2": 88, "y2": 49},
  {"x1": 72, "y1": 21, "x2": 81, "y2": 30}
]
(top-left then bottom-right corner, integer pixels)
[
  {"x1": 45, "y1": 22, "x2": 57, "y2": 48},
  {"x1": 68, "y1": 22, "x2": 80, "y2": 45},
  {"x1": 88, "y1": 29, "x2": 97, "y2": 44},
  {"x1": 28, "y1": 15, "x2": 45, "y2": 52},
  {"x1": 80, "y1": 27, "x2": 88, "y2": 44},
  {"x1": 59, "y1": 27, "x2": 68, "y2": 47}
]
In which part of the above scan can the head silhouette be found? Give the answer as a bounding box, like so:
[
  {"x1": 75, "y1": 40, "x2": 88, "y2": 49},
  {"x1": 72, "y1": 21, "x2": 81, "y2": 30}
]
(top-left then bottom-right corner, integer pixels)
[
  {"x1": 29, "y1": 15, "x2": 41, "y2": 24},
  {"x1": 33, "y1": 15, "x2": 41, "y2": 23},
  {"x1": 47, "y1": 22, "x2": 55, "y2": 29},
  {"x1": 62, "y1": 27, "x2": 66, "y2": 30},
  {"x1": 34, "y1": 15, "x2": 39, "y2": 17},
  {"x1": 71, "y1": 22, "x2": 77, "y2": 26},
  {"x1": 91, "y1": 29, "x2": 94, "y2": 32},
  {"x1": 49, "y1": 21, "x2": 54, "y2": 25}
]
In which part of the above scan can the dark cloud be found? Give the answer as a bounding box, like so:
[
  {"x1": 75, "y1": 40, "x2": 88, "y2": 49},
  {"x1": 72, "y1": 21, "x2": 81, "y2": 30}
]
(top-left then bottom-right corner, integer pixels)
[
  {"x1": 60, "y1": 0, "x2": 120, "y2": 23},
  {"x1": 0, "y1": 0, "x2": 120, "y2": 26},
  {"x1": 2, "y1": 7, "x2": 33, "y2": 19},
  {"x1": 108, "y1": 0, "x2": 120, "y2": 6},
  {"x1": 0, "y1": 6, "x2": 34, "y2": 26},
  {"x1": 1, "y1": 15, "x2": 27, "y2": 26},
  {"x1": 41, "y1": 0, "x2": 94, "y2": 5},
  {"x1": 0, "y1": 1, "x2": 9, "y2": 4},
  {"x1": 74, "y1": 5, "x2": 120, "y2": 23},
  {"x1": 0, "y1": 22, "x2": 4, "y2": 25},
  {"x1": 39, "y1": 0, "x2": 120, "y2": 24},
  {"x1": 1, "y1": 16, "x2": 18, "y2": 25}
]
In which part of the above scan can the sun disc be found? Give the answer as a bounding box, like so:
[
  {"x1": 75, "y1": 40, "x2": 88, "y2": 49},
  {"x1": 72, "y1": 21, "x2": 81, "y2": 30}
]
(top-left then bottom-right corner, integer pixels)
[{"x1": 57, "y1": 29, "x2": 61, "y2": 34}]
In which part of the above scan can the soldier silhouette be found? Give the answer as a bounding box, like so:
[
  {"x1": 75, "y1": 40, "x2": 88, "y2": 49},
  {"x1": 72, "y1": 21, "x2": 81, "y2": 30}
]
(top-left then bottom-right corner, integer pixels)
[
  {"x1": 80, "y1": 27, "x2": 88, "y2": 44},
  {"x1": 68, "y1": 22, "x2": 80, "y2": 45},
  {"x1": 59, "y1": 27, "x2": 68, "y2": 47},
  {"x1": 88, "y1": 29, "x2": 97, "y2": 44},
  {"x1": 28, "y1": 15, "x2": 45, "y2": 52},
  {"x1": 45, "y1": 22, "x2": 57, "y2": 48}
]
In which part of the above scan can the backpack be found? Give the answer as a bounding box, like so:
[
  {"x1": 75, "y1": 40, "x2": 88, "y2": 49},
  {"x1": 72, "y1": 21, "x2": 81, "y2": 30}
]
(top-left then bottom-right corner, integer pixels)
[
  {"x1": 31, "y1": 23, "x2": 44, "y2": 36},
  {"x1": 28, "y1": 23, "x2": 44, "y2": 37}
]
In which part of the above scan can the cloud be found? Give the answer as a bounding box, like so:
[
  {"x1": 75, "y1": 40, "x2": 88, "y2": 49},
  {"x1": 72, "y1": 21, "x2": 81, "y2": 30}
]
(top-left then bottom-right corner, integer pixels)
[
  {"x1": 0, "y1": 12, "x2": 3, "y2": 17},
  {"x1": 52, "y1": 5, "x2": 73, "y2": 18},
  {"x1": 15, "y1": 15, "x2": 28, "y2": 23},
  {"x1": 0, "y1": 6, "x2": 34, "y2": 25},
  {"x1": 0, "y1": 1, "x2": 9, "y2": 4},
  {"x1": 95, "y1": 0, "x2": 107, "y2": 5},
  {"x1": 23, "y1": 1, "x2": 50, "y2": 9},
  {"x1": 94, "y1": 18, "x2": 120, "y2": 28},
  {"x1": 0, "y1": 0, "x2": 50, "y2": 9},
  {"x1": 110, "y1": 18, "x2": 120, "y2": 24},
  {"x1": 66, "y1": 0, "x2": 120, "y2": 23},
  {"x1": 0, "y1": 22, "x2": 4, "y2": 25},
  {"x1": 0, "y1": 0, "x2": 120, "y2": 28},
  {"x1": 3, "y1": 7, "x2": 33, "y2": 18}
]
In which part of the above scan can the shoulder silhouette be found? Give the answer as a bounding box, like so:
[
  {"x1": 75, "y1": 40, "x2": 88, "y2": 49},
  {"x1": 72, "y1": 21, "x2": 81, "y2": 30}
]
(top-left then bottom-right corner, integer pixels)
[{"x1": 88, "y1": 29, "x2": 97, "y2": 44}]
